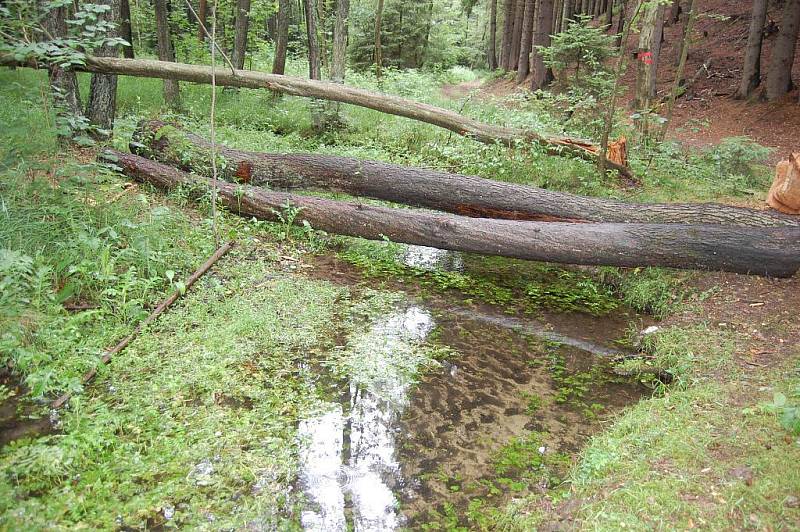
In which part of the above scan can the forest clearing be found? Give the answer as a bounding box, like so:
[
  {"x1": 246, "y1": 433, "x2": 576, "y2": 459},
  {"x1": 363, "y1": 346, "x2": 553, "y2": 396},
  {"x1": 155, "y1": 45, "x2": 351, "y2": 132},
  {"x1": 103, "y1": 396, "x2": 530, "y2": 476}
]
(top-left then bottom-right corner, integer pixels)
[{"x1": 1, "y1": 0, "x2": 799, "y2": 530}]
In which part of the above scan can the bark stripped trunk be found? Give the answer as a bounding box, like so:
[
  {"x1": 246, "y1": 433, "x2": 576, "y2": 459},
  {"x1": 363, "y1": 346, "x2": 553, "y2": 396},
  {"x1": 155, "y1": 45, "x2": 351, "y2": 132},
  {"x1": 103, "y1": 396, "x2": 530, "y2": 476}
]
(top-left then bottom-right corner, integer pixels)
[
  {"x1": 87, "y1": 0, "x2": 121, "y2": 134},
  {"x1": 232, "y1": 0, "x2": 251, "y2": 70},
  {"x1": 531, "y1": 0, "x2": 555, "y2": 90},
  {"x1": 2, "y1": 54, "x2": 630, "y2": 176},
  {"x1": 154, "y1": 0, "x2": 180, "y2": 109},
  {"x1": 120, "y1": 0, "x2": 135, "y2": 58},
  {"x1": 488, "y1": 0, "x2": 499, "y2": 70},
  {"x1": 104, "y1": 150, "x2": 800, "y2": 277},
  {"x1": 500, "y1": 0, "x2": 518, "y2": 69},
  {"x1": 737, "y1": 0, "x2": 767, "y2": 99},
  {"x1": 133, "y1": 119, "x2": 800, "y2": 228},
  {"x1": 515, "y1": 0, "x2": 536, "y2": 81},
  {"x1": 765, "y1": 0, "x2": 800, "y2": 100},
  {"x1": 272, "y1": 0, "x2": 290, "y2": 74}
]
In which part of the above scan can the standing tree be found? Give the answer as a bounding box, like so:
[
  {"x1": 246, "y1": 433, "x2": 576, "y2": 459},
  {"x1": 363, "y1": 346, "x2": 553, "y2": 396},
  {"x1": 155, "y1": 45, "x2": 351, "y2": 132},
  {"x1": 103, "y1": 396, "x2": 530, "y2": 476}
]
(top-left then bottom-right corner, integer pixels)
[
  {"x1": 324, "y1": 0, "x2": 350, "y2": 127},
  {"x1": 531, "y1": 0, "x2": 555, "y2": 90},
  {"x1": 515, "y1": 0, "x2": 537, "y2": 81},
  {"x1": 737, "y1": 0, "x2": 767, "y2": 99},
  {"x1": 44, "y1": 3, "x2": 83, "y2": 120},
  {"x1": 119, "y1": 0, "x2": 134, "y2": 58},
  {"x1": 488, "y1": 0, "x2": 498, "y2": 70},
  {"x1": 232, "y1": 0, "x2": 251, "y2": 70},
  {"x1": 87, "y1": 0, "x2": 121, "y2": 134},
  {"x1": 633, "y1": 0, "x2": 665, "y2": 128},
  {"x1": 305, "y1": 0, "x2": 322, "y2": 80},
  {"x1": 272, "y1": 0, "x2": 289, "y2": 74},
  {"x1": 500, "y1": 0, "x2": 516, "y2": 69},
  {"x1": 509, "y1": 0, "x2": 526, "y2": 70},
  {"x1": 605, "y1": 0, "x2": 614, "y2": 26},
  {"x1": 154, "y1": 0, "x2": 180, "y2": 109},
  {"x1": 765, "y1": 0, "x2": 800, "y2": 100},
  {"x1": 374, "y1": 0, "x2": 385, "y2": 78},
  {"x1": 660, "y1": 0, "x2": 695, "y2": 139},
  {"x1": 197, "y1": 0, "x2": 208, "y2": 42},
  {"x1": 561, "y1": 0, "x2": 574, "y2": 31}
]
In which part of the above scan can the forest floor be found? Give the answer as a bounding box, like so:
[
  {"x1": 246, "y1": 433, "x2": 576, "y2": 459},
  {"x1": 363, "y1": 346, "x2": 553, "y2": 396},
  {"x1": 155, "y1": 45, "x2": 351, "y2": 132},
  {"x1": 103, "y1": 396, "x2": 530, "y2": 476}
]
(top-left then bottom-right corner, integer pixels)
[{"x1": 1, "y1": 45, "x2": 799, "y2": 530}]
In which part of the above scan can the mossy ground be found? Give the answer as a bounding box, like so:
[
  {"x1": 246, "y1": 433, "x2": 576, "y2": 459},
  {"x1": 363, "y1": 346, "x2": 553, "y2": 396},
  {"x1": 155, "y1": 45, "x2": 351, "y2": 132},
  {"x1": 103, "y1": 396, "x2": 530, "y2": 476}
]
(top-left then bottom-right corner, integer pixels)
[{"x1": 1, "y1": 58, "x2": 798, "y2": 530}]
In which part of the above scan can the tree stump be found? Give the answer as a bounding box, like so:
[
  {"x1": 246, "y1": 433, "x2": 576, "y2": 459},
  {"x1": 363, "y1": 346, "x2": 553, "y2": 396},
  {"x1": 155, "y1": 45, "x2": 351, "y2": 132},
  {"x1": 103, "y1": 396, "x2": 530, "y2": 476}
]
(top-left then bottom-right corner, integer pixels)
[{"x1": 767, "y1": 153, "x2": 800, "y2": 215}]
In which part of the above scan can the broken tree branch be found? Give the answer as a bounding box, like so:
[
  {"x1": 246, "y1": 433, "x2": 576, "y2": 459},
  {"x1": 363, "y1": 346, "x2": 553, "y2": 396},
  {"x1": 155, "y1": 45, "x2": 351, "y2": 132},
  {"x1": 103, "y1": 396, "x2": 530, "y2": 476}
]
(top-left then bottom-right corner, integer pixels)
[{"x1": 51, "y1": 240, "x2": 235, "y2": 409}]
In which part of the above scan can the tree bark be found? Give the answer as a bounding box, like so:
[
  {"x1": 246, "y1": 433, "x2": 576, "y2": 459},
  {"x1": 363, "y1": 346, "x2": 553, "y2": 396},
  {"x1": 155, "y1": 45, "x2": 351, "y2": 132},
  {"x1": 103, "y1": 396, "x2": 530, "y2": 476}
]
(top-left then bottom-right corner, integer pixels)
[
  {"x1": 330, "y1": 0, "x2": 349, "y2": 83},
  {"x1": 304, "y1": 0, "x2": 322, "y2": 80},
  {"x1": 120, "y1": 0, "x2": 135, "y2": 58},
  {"x1": 154, "y1": 0, "x2": 180, "y2": 109},
  {"x1": 133, "y1": 119, "x2": 800, "y2": 228},
  {"x1": 232, "y1": 0, "x2": 251, "y2": 70},
  {"x1": 104, "y1": 149, "x2": 800, "y2": 277},
  {"x1": 634, "y1": 1, "x2": 665, "y2": 123},
  {"x1": 374, "y1": 0, "x2": 385, "y2": 78},
  {"x1": 562, "y1": 0, "x2": 574, "y2": 31},
  {"x1": 738, "y1": 0, "x2": 767, "y2": 99},
  {"x1": 43, "y1": 3, "x2": 83, "y2": 120},
  {"x1": 531, "y1": 0, "x2": 555, "y2": 90},
  {"x1": 197, "y1": 0, "x2": 208, "y2": 42},
  {"x1": 2, "y1": 53, "x2": 630, "y2": 175},
  {"x1": 509, "y1": 0, "x2": 527, "y2": 71},
  {"x1": 765, "y1": 0, "x2": 800, "y2": 100},
  {"x1": 516, "y1": 0, "x2": 537, "y2": 81},
  {"x1": 272, "y1": 0, "x2": 290, "y2": 74},
  {"x1": 500, "y1": 0, "x2": 517, "y2": 69},
  {"x1": 488, "y1": 0, "x2": 499, "y2": 70},
  {"x1": 87, "y1": 0, "x2": 121, "y2": 135},
  {"x1": 605, "y1": 0, "x2": 614, "y2": 27}
]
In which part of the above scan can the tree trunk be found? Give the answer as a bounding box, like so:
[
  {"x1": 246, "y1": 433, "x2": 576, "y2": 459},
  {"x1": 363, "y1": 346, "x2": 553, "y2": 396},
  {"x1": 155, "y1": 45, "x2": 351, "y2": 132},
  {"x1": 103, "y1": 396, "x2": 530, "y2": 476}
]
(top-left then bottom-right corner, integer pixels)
[
  {"x1": 562, "y1": 0, "x2": 574, "y2": 31},
  {"x1": 317, "y1": 0, "x2": 329, "y2": 71},
  {"x1": 660, "y1": 0, "x2": 695, "y2": 139},
  {"x1": 509, "y1": 0, "x2": 527, "y2": 70},
  {"x1": 133, "y1": 119, "x2": 800, "y2": 228},
  {"x1": 374, "y1": 0, "x2": 385, "y2": 78},
  {"x1": 515, "y1": 0, "x2": 537, "y2": 81},
  {"x1": 44, "y1": 3, "x2": 83, "y2": 120},
  {"x1": 531, "y1": 0, "x2": 555, "y2": 90},
  {"x1": 87, "y1": 0, "x2": 121, "y2": 135},
  {"x1": 605, "y1": 0, "x2": 614, "y2": 27},
  {"x1": 232, "y1": 0, "x2": 251, "y2": 70},
  {"x1": 154, "y1": 0, "x2": 180, "y2": 109},
  {"x1": 488, "y1": 0, "x2": 499, "y2": 70},
  {"x1": 304, "y1": 0, "x2": 322, "y2": 80},
  {"x1": 105, "y1": 149, "x2": 800, "y2": 277},
  {"x1": 120, "y1": 0, "x2": 135, "y2": 58},
  {"x1": 614, "y1": 0, "x2": 627, "y2": 47},
  {"x1": 3, "y1": 53, "x2": 632, "y2": 176},
  {"x1": 272, "y1": 0, "x2": 290, "y2": 74},
  {"x1": 737, "y1": 0, "x2": 767, "y2": 99},
  {"x1": 633, "y1": 1, "x2": 665, "y2": 117},
  {"x1": 331, "y1": 0, "x2": 349, "y2": 83},
  {"x1": 197, "y1": 0, "x2": 208, "y2": 42},
  {"x1": 500, "y1": 0, "x2": 517, "y2": 69},
  {"x1": 765, "y1": 0, "x2": 800, "y2": 100}
]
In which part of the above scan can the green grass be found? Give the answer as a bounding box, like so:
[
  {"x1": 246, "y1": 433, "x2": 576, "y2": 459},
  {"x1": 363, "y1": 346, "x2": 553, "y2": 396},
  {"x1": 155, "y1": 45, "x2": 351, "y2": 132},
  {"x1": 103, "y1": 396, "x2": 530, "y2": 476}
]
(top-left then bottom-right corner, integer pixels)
[{"x1": 0, "y1": 55, "x2": 789, "y2": 530}]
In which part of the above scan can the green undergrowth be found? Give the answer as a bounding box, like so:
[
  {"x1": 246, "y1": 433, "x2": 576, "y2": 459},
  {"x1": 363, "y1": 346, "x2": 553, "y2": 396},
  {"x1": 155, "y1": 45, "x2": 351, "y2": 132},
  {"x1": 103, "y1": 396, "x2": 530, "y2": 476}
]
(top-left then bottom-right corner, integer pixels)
[{"x1": 339, "y1": 241, "x2": 624, "y2": 316}]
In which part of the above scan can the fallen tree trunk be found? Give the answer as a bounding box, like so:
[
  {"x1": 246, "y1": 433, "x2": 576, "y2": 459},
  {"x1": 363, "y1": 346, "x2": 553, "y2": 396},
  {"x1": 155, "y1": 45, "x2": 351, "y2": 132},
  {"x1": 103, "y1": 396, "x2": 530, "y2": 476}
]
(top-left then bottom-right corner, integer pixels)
[
  {"x1": 102, "y1": 149, "x2": 800, "y2": 277},
  {"x1": 0, "y1": 53, "x2": 630, "y2": 177},
  {"x1": 134, "y1": 120, "x2": 800, "y2": 227}
]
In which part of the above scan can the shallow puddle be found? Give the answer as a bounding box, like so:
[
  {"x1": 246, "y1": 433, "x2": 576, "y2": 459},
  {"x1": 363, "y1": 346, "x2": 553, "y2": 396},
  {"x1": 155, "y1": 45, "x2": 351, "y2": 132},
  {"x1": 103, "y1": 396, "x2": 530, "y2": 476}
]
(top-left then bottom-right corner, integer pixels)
[{"x1": 297, "y1": 245, "x2": 648, "y2": 529}]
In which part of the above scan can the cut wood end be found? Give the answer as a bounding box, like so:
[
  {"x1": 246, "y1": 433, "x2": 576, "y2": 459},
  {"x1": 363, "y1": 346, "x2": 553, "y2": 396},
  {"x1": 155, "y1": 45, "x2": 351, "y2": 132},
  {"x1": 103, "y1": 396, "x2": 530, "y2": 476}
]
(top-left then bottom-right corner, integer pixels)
[{"x1": 767, "y1": 154, "x2": 800, "y2": 215}]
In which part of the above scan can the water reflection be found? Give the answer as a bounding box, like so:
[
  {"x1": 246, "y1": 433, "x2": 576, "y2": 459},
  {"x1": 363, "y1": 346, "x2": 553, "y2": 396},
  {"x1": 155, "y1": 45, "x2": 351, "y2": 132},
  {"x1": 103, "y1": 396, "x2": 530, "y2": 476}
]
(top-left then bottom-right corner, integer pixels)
[
  {"x1": 298, "y1": 306, "x2": 435, "y2": 532},
  {"x1": 400, "y1": 245, "x2": 463, "y2": 272}
]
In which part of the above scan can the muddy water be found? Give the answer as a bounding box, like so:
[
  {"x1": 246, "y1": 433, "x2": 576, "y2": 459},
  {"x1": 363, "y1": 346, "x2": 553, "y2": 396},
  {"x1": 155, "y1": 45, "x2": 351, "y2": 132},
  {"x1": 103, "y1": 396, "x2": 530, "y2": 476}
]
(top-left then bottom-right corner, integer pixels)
[{"x1": 298, "y1": 245, "x2": 647, "y2": 530}]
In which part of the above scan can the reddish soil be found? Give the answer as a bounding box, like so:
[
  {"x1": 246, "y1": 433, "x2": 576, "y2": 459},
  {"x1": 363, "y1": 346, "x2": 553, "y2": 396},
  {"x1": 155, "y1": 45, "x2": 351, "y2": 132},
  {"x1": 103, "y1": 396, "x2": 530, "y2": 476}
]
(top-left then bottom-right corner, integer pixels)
[{"x1": 469, "y1": 0, "x2": 800, "y2": 162}]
